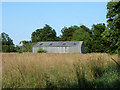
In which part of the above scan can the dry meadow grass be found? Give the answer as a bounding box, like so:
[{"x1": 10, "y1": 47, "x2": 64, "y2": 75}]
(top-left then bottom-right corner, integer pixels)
[{"x1": 2, "y1": 53, "x2": 120, "y2": 88}]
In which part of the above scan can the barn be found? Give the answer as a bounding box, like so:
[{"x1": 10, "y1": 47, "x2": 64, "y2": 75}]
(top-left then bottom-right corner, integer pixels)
[{"x1": 32, "y1": 41, "x2": 85, "y2": 53}]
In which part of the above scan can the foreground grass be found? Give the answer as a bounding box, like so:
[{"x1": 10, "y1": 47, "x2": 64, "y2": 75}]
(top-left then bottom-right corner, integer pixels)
[{"x1": 2, "y1": 53, "x2": 120, "y2": 88}]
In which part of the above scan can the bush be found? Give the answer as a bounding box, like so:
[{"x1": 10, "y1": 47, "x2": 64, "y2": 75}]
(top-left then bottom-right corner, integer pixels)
[
  {"x1": 37, "y1": 48, "x2": 47, "y2": 53},
  {"x1": 18, "y1": 51, "x2": 23, "y2": 53},
  {"x1": 19, "y1": 42, "x2": 37, "y2": 52},
  {"x1": 2, "y1": 45, "x2": 15, "y2": 52}
]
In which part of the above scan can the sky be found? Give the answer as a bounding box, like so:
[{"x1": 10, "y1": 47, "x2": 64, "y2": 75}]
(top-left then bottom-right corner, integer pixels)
[{"x1": 2, "y1": 2, "x2": 108, "y2": 45}]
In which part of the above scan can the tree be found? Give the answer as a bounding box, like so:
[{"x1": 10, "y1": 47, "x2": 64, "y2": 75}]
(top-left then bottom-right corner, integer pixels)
[
  {"x1": 14, "y1": 45, "x2": 21, "y2": 52},
  {"x1": 72, "y1": 25, "x2": 92, "y2": 53},
  {"x1": 91, "y1": 23, "x2": 106, "y2": 52},
  {"x1": 31, "y1": 24, "x2": 57, "y2": 42},
  {"x1": 61, "y1": 25, "x2": 79, "y2": 41},
  {"x1": 1, "y1": 32, "x2": 15, "y2": 52},
  {"x1": 19, "y1": 40, "x2": 30, "y2": 45},
  {"x1": 1, "y1": 32, "x2": 14, "y2": 45},
  {"x1": 18, "y1": 40, "x2": 36, "y2": 52},
  {"x1": 103, "y1": 1, "x2": 120, "y2": 54},
  {"x1": 80, "y1": 25, "x2": 92, "y2": 37}
]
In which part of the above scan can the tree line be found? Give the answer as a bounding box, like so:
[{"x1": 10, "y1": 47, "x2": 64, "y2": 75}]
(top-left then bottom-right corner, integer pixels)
[{"x1": 1, "y1": 1, "x2": 120, "y2": 54}]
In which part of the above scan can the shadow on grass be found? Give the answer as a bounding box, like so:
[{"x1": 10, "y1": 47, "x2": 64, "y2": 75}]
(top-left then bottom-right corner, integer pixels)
[
  {"x1": 74, "y1": 63, "x2": 120, "y2": 88},
  {"x1": 44, "y1": 63, "x2": 120, "y2": 89}
]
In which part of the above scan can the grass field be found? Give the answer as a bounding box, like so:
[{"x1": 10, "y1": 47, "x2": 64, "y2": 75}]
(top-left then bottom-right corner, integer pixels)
[{"x1": 2, "y1": 53, "x2": 120, "y2": 88}]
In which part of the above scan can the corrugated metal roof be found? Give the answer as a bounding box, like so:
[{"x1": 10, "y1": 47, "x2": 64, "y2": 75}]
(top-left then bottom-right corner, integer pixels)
[{"x1": 33, "y1": 41, "x2": 83, "y2": 47}]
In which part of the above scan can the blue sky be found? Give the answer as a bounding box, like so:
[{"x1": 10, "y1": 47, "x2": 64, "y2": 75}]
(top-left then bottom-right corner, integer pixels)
[{"x1": 2, "y1": 2, "x2": 108, "y2": 45}]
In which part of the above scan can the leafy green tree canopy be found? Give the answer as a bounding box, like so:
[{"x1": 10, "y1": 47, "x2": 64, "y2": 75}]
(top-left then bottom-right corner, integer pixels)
[
  {"x1": 1, "y1": 32, "x2": 15, "y2": 52},
  {"x1": 72, "y1": 25, "x2": 92, "y2": 53},
  {"x1": 91, "y1": 23, "x2": 106, "y2": 53},
  {"x1": 61, "y1": 25, "x2": 79, "y2": 41},
  {"x1": 31, "y1": 24, "x2": 57, "y2": 42},
  {"x1": 102, "y1": 1, "x2": 120, "y2": 54},
  {"x1": 1, "y1": 32, "x2": 14, "y2": 45}
]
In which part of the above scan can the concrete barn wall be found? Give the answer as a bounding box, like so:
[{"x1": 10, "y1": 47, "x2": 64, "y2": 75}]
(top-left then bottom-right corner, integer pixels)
[{"x1": 32, "y1": 46, "x2": 82, "y2": 53}]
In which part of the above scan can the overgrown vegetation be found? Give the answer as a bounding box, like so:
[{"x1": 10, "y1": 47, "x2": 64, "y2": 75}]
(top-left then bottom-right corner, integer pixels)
[
  {"x1": 37, "y1": 48, "x2": 47, "y2": 53},
  {"x1": 2, "y1": 53, "x2": 120, "y2": 88}
]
